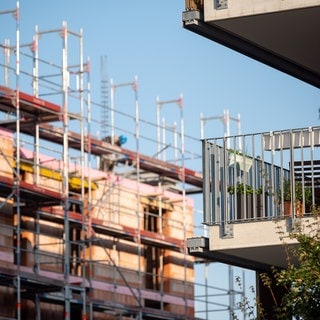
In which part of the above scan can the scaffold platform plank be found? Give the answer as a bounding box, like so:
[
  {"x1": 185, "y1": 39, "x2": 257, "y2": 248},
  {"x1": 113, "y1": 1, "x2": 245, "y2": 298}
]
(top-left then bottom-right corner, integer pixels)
[
  {"x1": 0, "y1": 85, "x2": 60, "y2": 124},
  {"x1": 35, "y1": 206, "x2": 185, "y2": 252}
]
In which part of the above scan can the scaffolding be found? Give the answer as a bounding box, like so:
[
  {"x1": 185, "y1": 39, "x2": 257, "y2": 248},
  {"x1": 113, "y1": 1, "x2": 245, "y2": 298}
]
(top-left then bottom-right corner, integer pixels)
[{"x1": 0, "y1": 2, "x2": 246, "y2": 319}]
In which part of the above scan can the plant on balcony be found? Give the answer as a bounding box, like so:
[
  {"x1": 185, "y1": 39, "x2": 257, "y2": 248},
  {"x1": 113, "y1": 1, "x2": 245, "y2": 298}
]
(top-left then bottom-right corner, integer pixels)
[
  {"x1": 228, "y1": 183, "x2": 266, "y2": 219},
  {"x1": 227, "y1": 183, "x2": 263, "y2": 195},
  {"x1": 279, "y1": 178, "x2": 312, "y2": 216}
]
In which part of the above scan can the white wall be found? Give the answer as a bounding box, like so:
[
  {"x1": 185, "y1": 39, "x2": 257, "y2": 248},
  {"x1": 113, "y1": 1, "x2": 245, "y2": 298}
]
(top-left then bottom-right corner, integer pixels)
[{"x1": 204, "y1": 0, "x2": 320, "y2": 21}]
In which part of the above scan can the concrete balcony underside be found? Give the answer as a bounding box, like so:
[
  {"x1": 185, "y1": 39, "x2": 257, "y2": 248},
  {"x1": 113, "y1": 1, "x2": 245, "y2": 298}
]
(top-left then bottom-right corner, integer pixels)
[
  {"x1": 183, "y1": 1, "x2": 320, "y2": 88},
  {"x1": 188, "y1": 218, "x2": 301, "y2": 271}
]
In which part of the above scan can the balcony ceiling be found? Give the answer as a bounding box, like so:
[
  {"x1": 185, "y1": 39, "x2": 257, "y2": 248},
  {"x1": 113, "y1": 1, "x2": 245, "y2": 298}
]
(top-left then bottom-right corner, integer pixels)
[
  {"x1": 183, "y1": 5, "x2": 320, "y2": 88},
  {"x1": 201, "y1": 244, "x2": 299, "y2": 271}
]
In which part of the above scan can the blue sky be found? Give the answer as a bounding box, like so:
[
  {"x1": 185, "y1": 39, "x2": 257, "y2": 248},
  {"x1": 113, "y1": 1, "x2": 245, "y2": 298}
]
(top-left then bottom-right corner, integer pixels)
[
  {"x1": 2, "y1": 1, "x2": 320, "y2": 318},
  {"x1": 13, "y1": 0, "x2": 320, "y2": 146}
]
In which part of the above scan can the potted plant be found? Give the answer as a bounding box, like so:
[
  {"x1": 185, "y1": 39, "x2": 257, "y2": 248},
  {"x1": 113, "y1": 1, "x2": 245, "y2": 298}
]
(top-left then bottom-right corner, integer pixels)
[
  {"x1": 280, "y1": 178, "x2": 312, "y2": 217},
  {"x1": 228, "y1": 183, "x2": 266, "y2": 220}
]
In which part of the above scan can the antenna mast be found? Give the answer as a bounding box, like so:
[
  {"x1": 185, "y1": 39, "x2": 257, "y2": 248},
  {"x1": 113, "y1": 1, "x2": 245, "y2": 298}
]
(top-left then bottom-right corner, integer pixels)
[{"x1": 100, "y1": 55, "x2": 109, "y2": 138}]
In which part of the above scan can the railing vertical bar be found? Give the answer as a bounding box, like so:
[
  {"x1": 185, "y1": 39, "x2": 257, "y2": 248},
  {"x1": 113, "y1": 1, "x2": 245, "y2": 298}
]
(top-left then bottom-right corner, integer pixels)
[
  {"x1": 213, "y1": 142, "x2": 220, "y2": 224},
  {"x1": 221, "y1": 137, "x2": 228, "y2": 224},
  {"x1": 210, "y1": 143, "x2": 216, "y2": 224},
  {"x1": 202, "y1": 139, "x2": 211, "y2": 225}
]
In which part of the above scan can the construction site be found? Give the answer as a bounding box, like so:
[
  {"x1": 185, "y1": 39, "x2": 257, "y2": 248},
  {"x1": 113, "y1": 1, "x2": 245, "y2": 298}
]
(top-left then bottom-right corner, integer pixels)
[{"x1": 0, "y1": 2, "x2": 249, "y2": 319}]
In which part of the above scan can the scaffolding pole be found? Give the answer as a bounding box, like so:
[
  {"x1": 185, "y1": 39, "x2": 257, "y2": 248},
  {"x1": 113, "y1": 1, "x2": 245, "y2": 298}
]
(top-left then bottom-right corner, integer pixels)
[
  {"x1": 15, "y1": 2, "x2": 21, "y2": 319},
  {"x1": 0, "y1": 2, "x2": 23, "y2": 318},
  {"x1": 200, "y1": 109, "x2": 241, "y2": 149},
  {"x1": 133, "y1": 75, "x2": 142, "y2": 319}
]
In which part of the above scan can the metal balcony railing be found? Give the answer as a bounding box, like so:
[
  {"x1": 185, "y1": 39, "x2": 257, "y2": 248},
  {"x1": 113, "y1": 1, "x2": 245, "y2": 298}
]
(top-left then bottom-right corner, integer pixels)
[{"x1": 202, "y1": 127, "x2": 320, "y2": 228}]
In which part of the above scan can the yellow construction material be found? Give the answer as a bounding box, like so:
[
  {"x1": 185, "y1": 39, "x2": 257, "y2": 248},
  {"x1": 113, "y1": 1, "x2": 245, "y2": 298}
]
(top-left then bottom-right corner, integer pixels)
[{"x1": 18, "y1": 160, "x2": 97, "y2": 191}]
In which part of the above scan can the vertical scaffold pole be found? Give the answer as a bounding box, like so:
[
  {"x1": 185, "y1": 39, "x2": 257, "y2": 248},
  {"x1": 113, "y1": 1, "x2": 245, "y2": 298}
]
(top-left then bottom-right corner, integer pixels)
[
  {"x1": 32, "y1": 26, "x2": 39, "y2": 97},
  {"x1": 15, "y1": 2, "x2": 21, "y2": 319},
  {"x1": 78, "y1": 27, "x2": 88, "y2": 320},
  {"x1": 4, "y1": 39, "x2": 10, "y2": 87},
  {"x1": 31, "y1": 26, "x2": 40, "y2": 186},
  {"x1": 61, "y1": 20, "x2": 71, "y2": 320},
  {"x1": 178, "y1": 94, "x2": 189, "y2": 316},
  {"x1": 133, "y1": 75, "x2": 143, "y2": 319},
  {"x1": 85, "y1": 57, "x2": 93, "y2": 320}
]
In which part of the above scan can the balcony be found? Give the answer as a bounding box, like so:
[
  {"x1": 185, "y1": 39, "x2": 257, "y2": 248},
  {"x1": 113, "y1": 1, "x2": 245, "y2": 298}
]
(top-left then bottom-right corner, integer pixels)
[
  {"x1": 182, "y1": 1, "x2": 320, "y2": 88},
  {"x1": 188, "y1": 126, "x2": 320, "y2": 270}
]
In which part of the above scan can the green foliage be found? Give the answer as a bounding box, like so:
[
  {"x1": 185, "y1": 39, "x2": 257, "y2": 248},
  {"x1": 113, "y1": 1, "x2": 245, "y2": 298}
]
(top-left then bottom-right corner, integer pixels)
[
  {"x1": 233, "y1": 213, "x2": 320, "y2": 320},
  {"x1": 228, "y1": 183, "x2": 264, "y2": 195},
  {"x1": 272, "y1": 216, "x2": 320, "y2": 320},
  {"x1": 280, "y1": 178, "x2": 312, "y2": 207},
  {"x1": 232, "y1": 277, "x2": 266, "y2": 320}
]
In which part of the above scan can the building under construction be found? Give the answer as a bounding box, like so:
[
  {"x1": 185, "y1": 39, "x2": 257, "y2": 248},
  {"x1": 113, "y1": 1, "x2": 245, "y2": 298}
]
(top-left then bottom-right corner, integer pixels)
[{"x1": 0, "y1": 2, "x2": 248, "y2": 319}]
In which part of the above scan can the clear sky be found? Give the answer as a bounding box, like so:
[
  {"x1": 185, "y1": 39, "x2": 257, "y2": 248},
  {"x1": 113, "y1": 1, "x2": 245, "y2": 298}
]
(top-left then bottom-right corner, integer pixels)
[
  {"x1": 2, "y1": 1, "x2": 320, "y2": 319},
  {"x1": 12, "y1": 0, "x2": 320, "y2": 143}
]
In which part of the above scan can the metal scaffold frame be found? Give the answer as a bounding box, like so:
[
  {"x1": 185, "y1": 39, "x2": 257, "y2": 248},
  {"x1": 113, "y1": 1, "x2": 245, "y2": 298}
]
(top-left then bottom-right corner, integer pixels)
[
  {"x1": 0, "y1": 2, "x2": 247, "y2": 320},
  {"x1": 0, "y1": 2, "x2": 91, "y2": 319}
]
